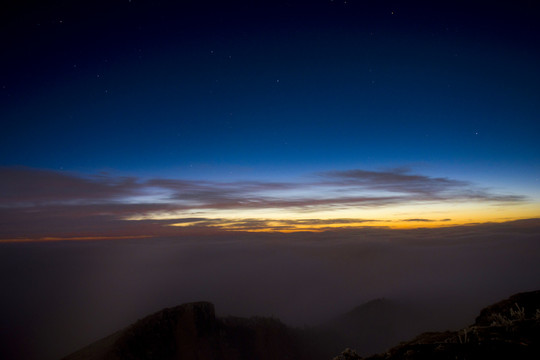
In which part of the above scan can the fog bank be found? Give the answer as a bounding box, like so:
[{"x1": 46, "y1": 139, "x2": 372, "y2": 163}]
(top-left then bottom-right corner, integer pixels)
[{"x1": 1, "y1": 220, "x2": 539, "y2": 360}]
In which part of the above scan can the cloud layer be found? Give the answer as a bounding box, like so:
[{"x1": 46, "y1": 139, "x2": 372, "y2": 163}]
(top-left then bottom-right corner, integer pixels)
[
  {"x1": 0, "y1": 166, "x2": 530, "y2": 238},
  {"x1": 2, "y1": 219, "x2": 540, "y2": 360}
]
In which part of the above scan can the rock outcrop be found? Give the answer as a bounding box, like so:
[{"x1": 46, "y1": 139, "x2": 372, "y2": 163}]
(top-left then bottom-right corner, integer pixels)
[
  {"x1": 332, "y1": 348, "x2": 362, "y2": 360},
  {"x1": 62, "y1": 302, "x2": 316, "y2": 360},
  {"x1": 347, "y1": 290, "x2": 540, "y2": 360}
]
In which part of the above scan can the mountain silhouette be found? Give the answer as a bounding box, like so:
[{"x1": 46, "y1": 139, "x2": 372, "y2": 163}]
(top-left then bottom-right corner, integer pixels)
[
  {"x1": 314, "y1": 298, "x2": 433, "y2": 356},
  {"x1": 61, "y1": 301, "x2": 318, "y2": 360},
  {"x1": 62, "y1": 290, "x2": 540, "y2": 360},
  {"x1": 334, "y1": 290, "x2": 540, "y2": 360}
]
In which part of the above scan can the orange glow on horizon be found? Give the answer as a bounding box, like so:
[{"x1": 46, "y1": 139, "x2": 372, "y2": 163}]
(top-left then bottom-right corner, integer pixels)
[
  {"x1": 2, "y1": 216, "x2": 539, "y2": 242},
  {"x1": 169, "y1": 214, "x2": 540, "y2": 233}
]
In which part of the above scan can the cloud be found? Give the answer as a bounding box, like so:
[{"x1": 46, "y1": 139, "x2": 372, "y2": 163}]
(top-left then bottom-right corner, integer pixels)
[
  {"x1": 141, "y1": 168, "x2": 527, "y2": 212},
  {"x1": 2, "y1": 218, "x2": 540, "y2": 360},
  {"x1": 170, "y1": 218, "x2": 383, "y2": 232},
  {"x1": 319, "y1": 168, "x2": 528, "y2": 203},
  {"x1": 0, "y1": 166, "x2": 530, "y2": 238},
  {"x1": 0, "y1": 167, "x2": 141, "y2": 206},
  {"x1": 401, "y1": 218, "x2": 451, "y2": 223},
  {"x1": 320, "y1": 168, "x2": 468, "y2": 196},
  {"x1": 402, "y1": 218, "x2": 438, "y2": 222}
]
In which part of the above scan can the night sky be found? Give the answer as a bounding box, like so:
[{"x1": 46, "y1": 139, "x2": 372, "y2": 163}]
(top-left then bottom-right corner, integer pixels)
[
  {"x1": 1, "y1": 1, "x2": 540, "y2": 234},
  {"x1": 1, "y1": 1, "x2": 540, "y2": 359}
]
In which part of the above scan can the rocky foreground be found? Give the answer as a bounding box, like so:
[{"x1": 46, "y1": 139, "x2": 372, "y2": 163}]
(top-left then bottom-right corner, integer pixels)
[
  {"x1": 63, "y1": 290, "x2": 540, "y2": 360},
  {"x1": 62, "y1": 301, "x2": 321, "y2": 360},
  {"x1": 334, "y1": 290, "x2": 540, "y2": 360}
]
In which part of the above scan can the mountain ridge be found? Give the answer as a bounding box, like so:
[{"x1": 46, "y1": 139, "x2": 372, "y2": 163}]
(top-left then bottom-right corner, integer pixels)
[{"x1": 62, "y1": 290, "x2": 540, "y2": 360}]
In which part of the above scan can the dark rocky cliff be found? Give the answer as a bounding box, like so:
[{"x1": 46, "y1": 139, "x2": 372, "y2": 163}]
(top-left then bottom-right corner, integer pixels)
[
  {"x1": 334, "y1": 290, "x2": 540, "y2": 360},
  {"x1": 62, "y1": 302, "x2": 317, "y2": 360}
]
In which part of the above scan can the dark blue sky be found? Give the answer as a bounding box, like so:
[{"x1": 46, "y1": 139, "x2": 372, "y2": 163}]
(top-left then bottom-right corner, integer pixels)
[
  {"x1": 1, "y1": 0, "x2": 539, "y2": 232},
  {"x1": 2, "y1": 1, "x2": 539, "y2": 170}
]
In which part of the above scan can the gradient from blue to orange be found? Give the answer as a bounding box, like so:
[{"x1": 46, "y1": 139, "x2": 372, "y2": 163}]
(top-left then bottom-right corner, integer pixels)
[{"x1": 1, "y1": 1, "x2": 539, "y2": 237}]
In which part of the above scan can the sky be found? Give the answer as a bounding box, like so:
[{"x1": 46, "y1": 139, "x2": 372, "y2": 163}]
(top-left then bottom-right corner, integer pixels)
[
  {"x1": 1, "y1": 0, "x2": 539, "y2": 235},
  {"x1": 1, "y1": 1, "x2": 540, "y2": 359}
]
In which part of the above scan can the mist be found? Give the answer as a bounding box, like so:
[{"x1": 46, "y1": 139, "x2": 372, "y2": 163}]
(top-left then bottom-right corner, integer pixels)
[{"x1": 1, "y1": 220, "x2": 539, "y2": 360}]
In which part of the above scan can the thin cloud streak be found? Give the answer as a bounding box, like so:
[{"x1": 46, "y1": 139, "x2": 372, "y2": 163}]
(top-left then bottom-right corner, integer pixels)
[
  {"x1": 320, "y1": 168, "x2": 469, "y2": 196},
  {"x1": 402, "y1": 218, "x2": 452, "y2": 223},
  {"x1": 171, "y1": 218, "x2": 383, "y2": 232}
]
